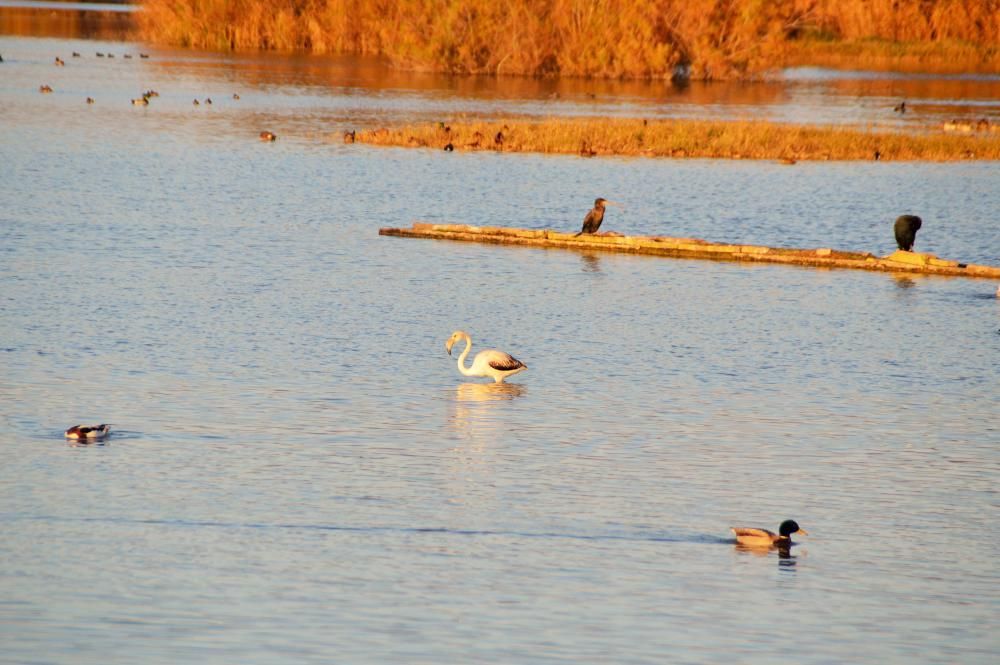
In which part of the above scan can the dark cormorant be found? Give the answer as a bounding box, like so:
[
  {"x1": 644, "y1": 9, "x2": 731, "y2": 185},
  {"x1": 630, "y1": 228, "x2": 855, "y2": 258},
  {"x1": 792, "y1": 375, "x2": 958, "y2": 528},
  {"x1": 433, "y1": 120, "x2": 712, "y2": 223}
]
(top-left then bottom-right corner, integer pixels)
[
  {"x1": 574, "y1": 198, "x2": 613, "y2": 236},
  {"x1": 894, "y1": 215, "x2": 922, "y2": 251}
]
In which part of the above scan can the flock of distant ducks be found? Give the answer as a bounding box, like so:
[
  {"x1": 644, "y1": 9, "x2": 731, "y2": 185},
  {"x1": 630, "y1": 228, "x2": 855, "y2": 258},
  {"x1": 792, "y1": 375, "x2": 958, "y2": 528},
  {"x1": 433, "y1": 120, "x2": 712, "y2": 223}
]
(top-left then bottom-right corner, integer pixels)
[
  {"x1": 21, "y1": 51, "x2": 277, "y2": 138},
  {"x1": 893, "y1": 99, "x2": 997, "y2": 134}
]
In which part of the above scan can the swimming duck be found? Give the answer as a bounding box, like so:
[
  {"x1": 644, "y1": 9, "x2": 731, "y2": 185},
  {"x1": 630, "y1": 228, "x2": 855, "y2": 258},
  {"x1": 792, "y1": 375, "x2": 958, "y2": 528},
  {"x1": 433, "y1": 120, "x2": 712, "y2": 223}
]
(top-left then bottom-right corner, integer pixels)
[
  {"x1": 65, "y1": 424, "x2": 111, "y2": 440},
  {"x1": 86, "y1": 97, "x2": 94, "y2": 104},
  {"x1": 72, "y1": 52, "x2": 80, "y2": 57},
  {"x1": 204, "y1": 98, "x2": 212, "y2": 105},
  {"x1": 193, "y1": 99, "x2": 199, "y2": 106},
  {"x1": 259, "y1": 131, "x2": 276, "y2": 141},
  {"x1": 732, "y1": 520, "x2": 807, "y2": 547},
  {"x1": 139, "y1": 53, "x2": 149, "y2": 59},
  {"x1": 232, "y1": 93, "x2": 240, "y2": 100},
  {"x1": 123, "y1": 54, "x2": 132, "y2": 59},
  {"x1": 39, "y1": 84, "x2": 53, "y2": 93},
  {"x1": 55, "y1": 57, "x2": 65, "y2": 66},
  {"x1": 131, "y1": 96, "x2": 149, "y2": 106}
]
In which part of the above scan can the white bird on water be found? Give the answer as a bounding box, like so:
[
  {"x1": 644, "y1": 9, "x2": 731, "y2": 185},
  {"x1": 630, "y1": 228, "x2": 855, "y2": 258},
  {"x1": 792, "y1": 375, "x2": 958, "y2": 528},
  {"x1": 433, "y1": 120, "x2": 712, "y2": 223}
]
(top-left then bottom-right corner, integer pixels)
[{"x1": 445, "y1": 330, "x2": 527, "y2": 384}]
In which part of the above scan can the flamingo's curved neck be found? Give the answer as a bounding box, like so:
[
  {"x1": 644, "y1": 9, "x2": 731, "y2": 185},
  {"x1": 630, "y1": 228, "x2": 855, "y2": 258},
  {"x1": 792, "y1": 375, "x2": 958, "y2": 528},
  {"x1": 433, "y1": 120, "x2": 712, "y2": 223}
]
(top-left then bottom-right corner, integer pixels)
[{"x1": 456, "y1": 334, "x2": 475, "y2": 376}]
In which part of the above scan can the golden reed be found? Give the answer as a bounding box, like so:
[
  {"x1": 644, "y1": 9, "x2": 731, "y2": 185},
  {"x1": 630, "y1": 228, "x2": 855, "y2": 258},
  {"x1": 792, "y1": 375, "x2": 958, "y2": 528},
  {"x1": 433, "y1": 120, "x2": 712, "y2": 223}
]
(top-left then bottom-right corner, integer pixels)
[
  {"x1": 354, "y1": 118, "x2": 1000, "y2": 161},
  {"x1": 137, "y1": 0, "x2": 1000, "y2": 80}
]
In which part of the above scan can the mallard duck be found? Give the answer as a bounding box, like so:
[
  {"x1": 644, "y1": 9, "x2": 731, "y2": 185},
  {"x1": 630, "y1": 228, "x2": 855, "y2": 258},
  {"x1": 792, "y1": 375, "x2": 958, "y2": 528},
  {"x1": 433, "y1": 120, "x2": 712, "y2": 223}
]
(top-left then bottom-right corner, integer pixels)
[
  {"x1": 65, "y1": 424, "x2": 111, "y2": 440},
  {"x1": 732, "y1": 520, "x2": 807, "y2": 547}
]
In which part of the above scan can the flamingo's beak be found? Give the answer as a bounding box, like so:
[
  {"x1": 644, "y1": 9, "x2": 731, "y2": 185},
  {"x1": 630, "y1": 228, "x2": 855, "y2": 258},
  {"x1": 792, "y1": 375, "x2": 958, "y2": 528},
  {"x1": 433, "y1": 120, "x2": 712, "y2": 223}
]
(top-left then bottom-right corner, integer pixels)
[{"x1": 445, "y1": 339, "x2": 454, "y2": 355}]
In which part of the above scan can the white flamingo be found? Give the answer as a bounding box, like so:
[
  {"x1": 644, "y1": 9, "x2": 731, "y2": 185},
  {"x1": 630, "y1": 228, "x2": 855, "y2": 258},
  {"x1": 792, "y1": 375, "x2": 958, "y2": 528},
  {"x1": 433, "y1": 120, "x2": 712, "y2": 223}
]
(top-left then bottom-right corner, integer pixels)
[{"x1": 445, "y1": 330, "x2": 527, "y2": 384}]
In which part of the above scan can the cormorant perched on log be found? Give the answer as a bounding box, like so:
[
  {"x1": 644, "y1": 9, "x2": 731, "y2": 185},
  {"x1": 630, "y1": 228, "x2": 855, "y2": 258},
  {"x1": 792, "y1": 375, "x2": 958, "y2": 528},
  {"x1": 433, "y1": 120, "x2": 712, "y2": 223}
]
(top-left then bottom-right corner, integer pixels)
[
  {"x1": 574, "y1": 198, "x2": 616, "y2": 236},
  {"x1": 894, "y1": 215, "x2": 922, "y2": 251}
]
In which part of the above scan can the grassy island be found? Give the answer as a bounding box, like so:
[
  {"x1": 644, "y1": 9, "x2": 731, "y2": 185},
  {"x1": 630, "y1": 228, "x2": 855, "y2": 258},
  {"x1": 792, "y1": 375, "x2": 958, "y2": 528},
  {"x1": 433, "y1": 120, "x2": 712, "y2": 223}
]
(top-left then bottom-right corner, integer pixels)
[{"x1": 354, "y1": 118, "x2": 1000, "y2": 162}]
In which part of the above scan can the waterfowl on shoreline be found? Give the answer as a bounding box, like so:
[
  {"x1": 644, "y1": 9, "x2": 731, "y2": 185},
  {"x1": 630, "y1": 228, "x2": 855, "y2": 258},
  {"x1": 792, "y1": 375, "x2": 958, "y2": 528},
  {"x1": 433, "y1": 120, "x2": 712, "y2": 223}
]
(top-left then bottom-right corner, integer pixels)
[
  {"x1": 574, "y1": 197, "x2": 617, "y2": 236},
  {"x1": 446, "y1": 330, "x2": 527, "y2": 384},
  {"x1": 343, "y1": 130, "x2": 356, "y2": 143},
  {"x1": 65, "y1": 424, "x2": 111, "y2": 440},
  {"x1": 444, "y1": 142, "x2": 454, "y2": 151},
  {"x1": 894, "y1": 214, "x2": 922, "y2": 251},
  {"x1": 259, "y1": 130, "x2": 276, "y2": 141},
  {"x1": 732, "y1": 520, "x2": 807, "y2": 547}
]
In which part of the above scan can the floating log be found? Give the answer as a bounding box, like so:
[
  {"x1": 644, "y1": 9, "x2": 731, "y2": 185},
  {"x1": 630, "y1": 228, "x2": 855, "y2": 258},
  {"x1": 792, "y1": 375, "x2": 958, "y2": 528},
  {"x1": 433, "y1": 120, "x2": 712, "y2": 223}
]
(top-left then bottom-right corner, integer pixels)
[{"x1": 379, "y1": 223, "x2": 1000, "y2": 279}]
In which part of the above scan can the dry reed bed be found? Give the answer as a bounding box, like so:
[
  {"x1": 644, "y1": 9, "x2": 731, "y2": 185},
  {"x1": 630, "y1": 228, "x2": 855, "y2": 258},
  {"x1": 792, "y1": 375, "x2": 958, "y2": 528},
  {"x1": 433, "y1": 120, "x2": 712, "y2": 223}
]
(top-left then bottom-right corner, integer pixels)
[
  {"x1": 137, "y1": 0, "x2": 1000, "y2": 80},
  {"x1": 355, "y1": 119, "x2": 1000, "y2": 161}
]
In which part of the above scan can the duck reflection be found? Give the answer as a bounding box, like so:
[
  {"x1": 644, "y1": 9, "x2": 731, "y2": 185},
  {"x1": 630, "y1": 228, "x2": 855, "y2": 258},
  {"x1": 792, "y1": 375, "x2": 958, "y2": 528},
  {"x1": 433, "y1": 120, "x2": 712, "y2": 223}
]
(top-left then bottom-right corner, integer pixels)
[{"x1": 734, "y1": 542, "x2": 799, "y2": 569}]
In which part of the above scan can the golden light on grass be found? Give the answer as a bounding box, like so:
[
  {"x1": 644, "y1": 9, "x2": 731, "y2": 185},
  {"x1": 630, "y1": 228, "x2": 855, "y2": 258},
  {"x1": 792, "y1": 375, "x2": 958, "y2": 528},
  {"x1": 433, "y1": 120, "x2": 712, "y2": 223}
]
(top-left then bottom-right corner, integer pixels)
[
  {"x1": 137, "y1": 0, "x2": 1000, "y2": 80},
  {"x1": 355, "y1": 118, "x2": 1000, "y2": 162}
]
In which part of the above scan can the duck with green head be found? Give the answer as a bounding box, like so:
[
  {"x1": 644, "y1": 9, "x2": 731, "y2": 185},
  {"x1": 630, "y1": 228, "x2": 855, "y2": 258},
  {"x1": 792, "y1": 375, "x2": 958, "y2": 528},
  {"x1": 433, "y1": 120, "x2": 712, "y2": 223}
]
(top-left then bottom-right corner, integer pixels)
[{"x1": 732, "y1": 520, "x2": 808, "y2": 547}]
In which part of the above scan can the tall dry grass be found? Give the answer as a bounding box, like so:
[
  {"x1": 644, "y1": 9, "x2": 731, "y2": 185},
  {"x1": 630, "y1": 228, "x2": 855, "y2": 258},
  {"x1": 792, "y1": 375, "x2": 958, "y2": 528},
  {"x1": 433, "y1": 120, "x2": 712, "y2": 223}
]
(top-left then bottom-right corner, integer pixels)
[
  {"x1": 354, "y1": 118, "x2": 1000, "y2": 161},
  {"x1": 137, "y1": 0, "x2": 1000, "y2": 79}
]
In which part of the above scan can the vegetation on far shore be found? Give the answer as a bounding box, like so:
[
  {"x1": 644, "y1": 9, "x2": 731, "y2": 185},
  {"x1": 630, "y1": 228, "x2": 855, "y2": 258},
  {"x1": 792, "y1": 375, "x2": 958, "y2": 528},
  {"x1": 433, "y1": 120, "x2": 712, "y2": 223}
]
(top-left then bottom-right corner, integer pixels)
[
  {"x1": 137, "y1": 0, "x2": 1000, "y2": 80},
  {"x1": 354, "y1": 118, "x2": 1000, "y2": 162}
]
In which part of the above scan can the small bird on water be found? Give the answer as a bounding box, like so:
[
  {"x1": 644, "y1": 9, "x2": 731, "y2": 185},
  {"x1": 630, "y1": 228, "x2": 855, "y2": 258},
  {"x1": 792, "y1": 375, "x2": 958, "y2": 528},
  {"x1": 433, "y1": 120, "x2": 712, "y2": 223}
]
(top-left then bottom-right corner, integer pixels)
[
  {"x1": 445, "y1": 330, "x2": 527, "y2": 384},
  {"x1": 893, "y1": 214, "x2": 923, "y2": 251},
  {"x1": 259, "y1": 131, "x2": 277, "y2": 142},
  {"x1": 65, "y1": 424, "x2": 111, "y2": 441},
  {"x1": 732, "y1": 520, "x2": 808, "y2": 548},
  {"x1": 574, "y1": 197, "x2": 617, "y2": 236}
]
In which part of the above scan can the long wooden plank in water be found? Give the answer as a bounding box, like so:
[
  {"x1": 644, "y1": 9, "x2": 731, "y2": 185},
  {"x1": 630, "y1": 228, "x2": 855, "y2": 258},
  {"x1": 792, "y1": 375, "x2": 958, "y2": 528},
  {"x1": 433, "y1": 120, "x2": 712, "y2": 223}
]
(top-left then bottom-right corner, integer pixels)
[{"x1": 379, "y1": 223, "x2": 1000, "y2": 280}]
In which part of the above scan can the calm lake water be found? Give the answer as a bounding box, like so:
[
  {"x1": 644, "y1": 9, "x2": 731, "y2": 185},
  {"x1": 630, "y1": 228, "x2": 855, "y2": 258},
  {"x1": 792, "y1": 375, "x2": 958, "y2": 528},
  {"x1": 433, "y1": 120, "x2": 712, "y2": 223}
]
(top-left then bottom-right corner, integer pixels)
[{"x1": 2, "y1": 15, "x2": 1000, "y2": 665}]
